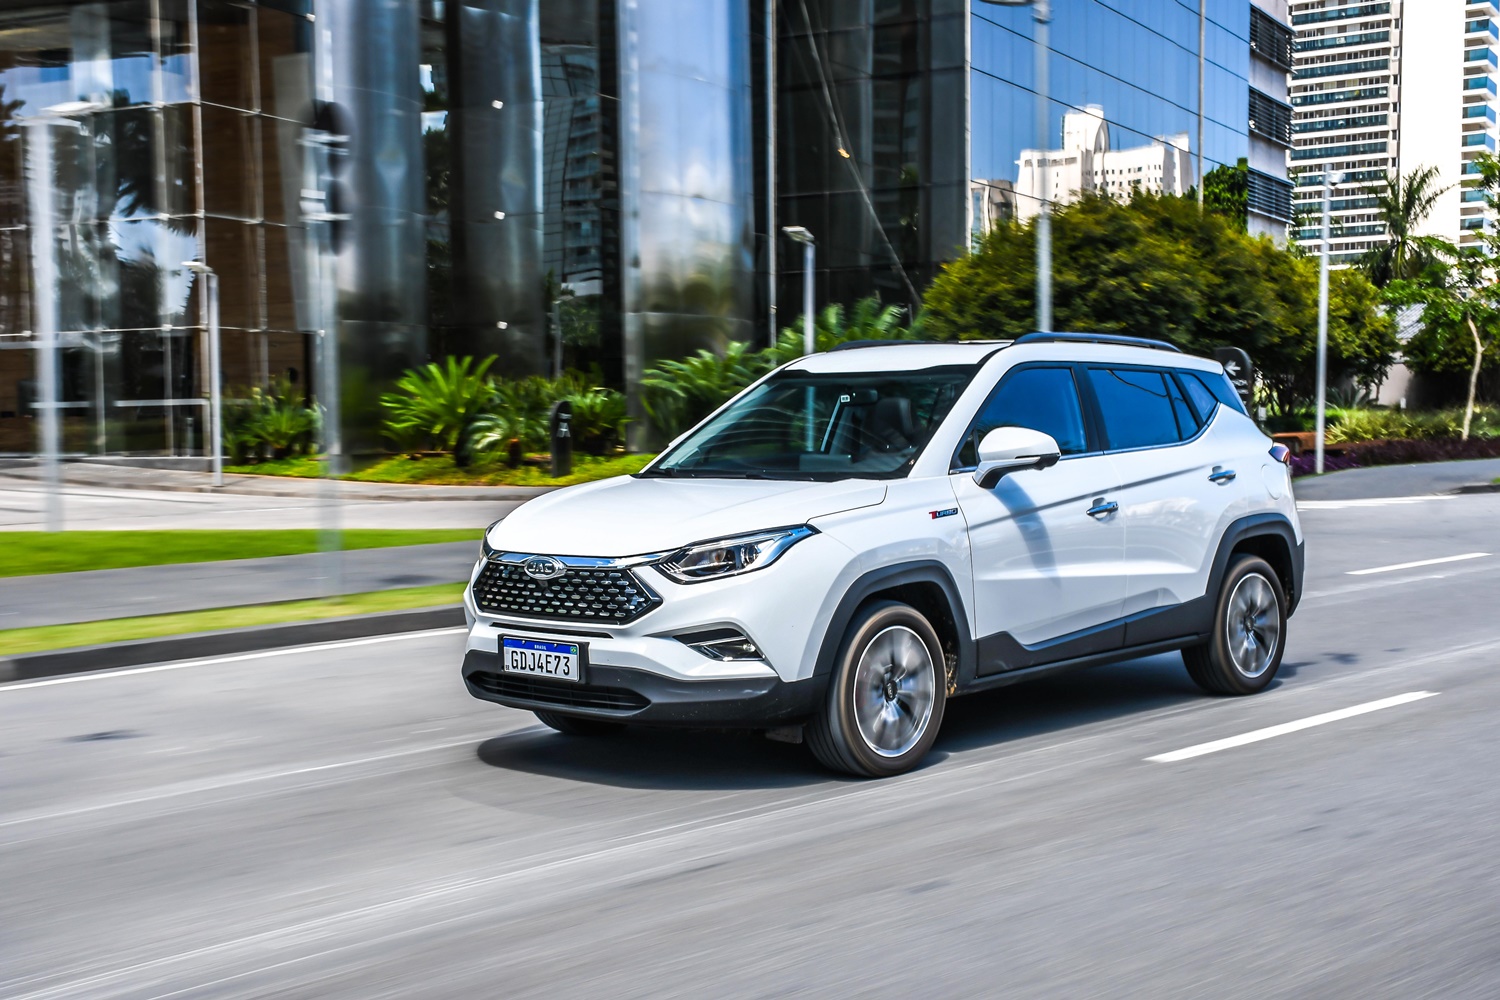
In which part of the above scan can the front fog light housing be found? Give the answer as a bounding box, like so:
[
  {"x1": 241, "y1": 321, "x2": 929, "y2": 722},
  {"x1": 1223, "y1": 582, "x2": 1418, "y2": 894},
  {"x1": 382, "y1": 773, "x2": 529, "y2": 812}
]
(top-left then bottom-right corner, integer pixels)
[
  {"x1": 656, "y1": 525, "x2": 816, "y2": 583},
  {"x1": 677, "y1": 628, "x2": 765, "y2": 661}
]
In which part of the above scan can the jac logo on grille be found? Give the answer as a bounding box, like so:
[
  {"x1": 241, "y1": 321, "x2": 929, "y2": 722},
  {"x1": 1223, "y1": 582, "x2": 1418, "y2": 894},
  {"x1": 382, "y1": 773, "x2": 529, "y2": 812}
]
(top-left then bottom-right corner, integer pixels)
[{"x1": 522, "y1": 556, "x2": 567, "y2": 581}]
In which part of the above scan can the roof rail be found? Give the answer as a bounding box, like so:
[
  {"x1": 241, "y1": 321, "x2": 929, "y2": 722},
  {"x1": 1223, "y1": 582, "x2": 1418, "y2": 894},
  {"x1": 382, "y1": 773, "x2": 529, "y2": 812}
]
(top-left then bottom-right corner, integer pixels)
[
  {"x1": 826, "y1": 338, "x2": 1015, "y2": 352},
  {"x1": 1012, "y1": 332, "x2": 1183, "y2": 354},
  {"x1": 827, "y1": 338, "x2": 940, "y2": 352}
]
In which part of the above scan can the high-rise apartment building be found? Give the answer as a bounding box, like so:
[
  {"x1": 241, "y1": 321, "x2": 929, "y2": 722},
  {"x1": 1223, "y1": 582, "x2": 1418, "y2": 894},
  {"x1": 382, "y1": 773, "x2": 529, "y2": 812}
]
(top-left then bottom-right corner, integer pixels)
[
  {"x1": 1289, "y1": 0, "x2": 1402, "y2": 262},
  {"x1": 1289, "y1": 0, "x2": 1500, "y2": 260}
]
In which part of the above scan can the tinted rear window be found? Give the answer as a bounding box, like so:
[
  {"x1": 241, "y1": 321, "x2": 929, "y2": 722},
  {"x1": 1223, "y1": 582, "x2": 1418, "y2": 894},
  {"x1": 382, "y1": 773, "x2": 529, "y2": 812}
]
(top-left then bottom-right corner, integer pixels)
[
  {"x1": 1086, "y1": 368, "x2": 1182, "y2": 450},
  {"x1": 1184, "y1": 370, "x2": 1247, "y2": 415}
]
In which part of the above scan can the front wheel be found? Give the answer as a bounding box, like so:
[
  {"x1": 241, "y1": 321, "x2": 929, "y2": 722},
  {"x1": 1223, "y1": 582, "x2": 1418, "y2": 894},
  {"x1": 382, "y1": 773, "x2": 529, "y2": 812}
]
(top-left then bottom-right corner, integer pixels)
[
  {"x1": 808, "y1": 600, "x2": 947, "y2": 777},
  {"x1": 1183, "y1": 554, "x2": 1287, "y2": 696}
]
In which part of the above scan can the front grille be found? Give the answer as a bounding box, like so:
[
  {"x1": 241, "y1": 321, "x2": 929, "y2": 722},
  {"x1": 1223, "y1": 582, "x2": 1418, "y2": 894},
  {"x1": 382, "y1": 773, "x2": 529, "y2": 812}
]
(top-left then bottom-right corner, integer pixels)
[
  {"x1": 467, "y1": 672, "x2": 651, "y2": 712},
  {"x1": 472, "y1": 560, "x2": 662, "y2": 624}
]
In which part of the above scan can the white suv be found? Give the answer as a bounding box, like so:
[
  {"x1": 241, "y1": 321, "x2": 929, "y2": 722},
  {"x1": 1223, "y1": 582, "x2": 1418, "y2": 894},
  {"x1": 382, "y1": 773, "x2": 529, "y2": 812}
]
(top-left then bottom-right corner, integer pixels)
[{"x1": 462, "y1": 334, "x2": 1303, "y2": 777}]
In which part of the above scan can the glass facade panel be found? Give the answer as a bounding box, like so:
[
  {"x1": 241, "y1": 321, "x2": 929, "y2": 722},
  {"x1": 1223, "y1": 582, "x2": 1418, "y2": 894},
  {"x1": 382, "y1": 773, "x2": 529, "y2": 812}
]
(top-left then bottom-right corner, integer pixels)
[
  {"x1": 971, "y1": 0, "x2": 1250, "y2": 243},
  {"x1": 0, "y1": 0, "x2": 1268, "y2": 460},
  {"x1": 777, "y1": 0, "x2": 965, "y2": 314}
]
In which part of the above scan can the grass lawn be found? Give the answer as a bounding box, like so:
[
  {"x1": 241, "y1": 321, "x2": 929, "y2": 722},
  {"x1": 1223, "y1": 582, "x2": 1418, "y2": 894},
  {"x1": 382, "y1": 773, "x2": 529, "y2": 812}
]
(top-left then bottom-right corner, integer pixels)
[
  {"x1": 0, "y1": 529, "x2": 481, "y2": 577},
  {"x1": 0, "y1": 583, "x2": 463, "y2": 657},
  {"x1": 225, "y1": 452, "x2": 653, "y2": 486}
]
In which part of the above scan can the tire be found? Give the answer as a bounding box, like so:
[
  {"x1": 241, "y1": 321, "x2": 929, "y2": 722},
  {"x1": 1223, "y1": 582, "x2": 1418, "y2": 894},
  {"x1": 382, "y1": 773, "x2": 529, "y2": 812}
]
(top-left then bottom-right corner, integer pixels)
[
  {"x1": 533, "y1": 710, "x2": 626, "y2": 737},
  {"x1": 1183, "y1": 554, "x2": 1288, "y2": 696},
  {"x1": 808, "y1": 600, "x2": 947, "y2": 778}
]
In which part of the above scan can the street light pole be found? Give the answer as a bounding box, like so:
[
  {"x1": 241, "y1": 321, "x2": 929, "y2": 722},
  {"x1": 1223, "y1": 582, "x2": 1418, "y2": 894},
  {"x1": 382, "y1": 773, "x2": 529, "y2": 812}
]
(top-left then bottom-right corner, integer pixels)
[
  {"x1": 183, "y1": 262, "x2": 223, "y2": 487},
  {"x1": 979, "y1": 0, "x2": 1051, "y2": 332},
  {"x1": 1034, "y1": 0, "x2": 1052, "y2": 333},
  {"x1": 1197, "y1": 0, "x2": 1206, "y2": 207},
  {"x1": 20, "y1": 102, "x2": 103, "y2": 531},
  {"x1": 782, "y1": 226, "x2": 817, "y2": 450},
  {"x1": 1315, "y1": 169, "x2": 1342, "y2": 475},
  {"x1": 23, "y1": 119, "x2": 61, "y2": 531}
]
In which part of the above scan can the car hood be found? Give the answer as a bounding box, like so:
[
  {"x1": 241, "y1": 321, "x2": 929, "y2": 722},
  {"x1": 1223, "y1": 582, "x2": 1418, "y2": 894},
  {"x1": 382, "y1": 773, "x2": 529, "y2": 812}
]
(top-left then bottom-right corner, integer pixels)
[{"x1": 488, "y1": 476, "x2": 887, "y2": 557}]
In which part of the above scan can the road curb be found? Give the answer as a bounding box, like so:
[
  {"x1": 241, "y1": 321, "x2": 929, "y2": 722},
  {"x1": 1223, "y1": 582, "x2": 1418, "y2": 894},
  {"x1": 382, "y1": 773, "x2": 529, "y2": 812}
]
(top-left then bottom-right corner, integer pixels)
[{"x1": 0, "y1": 605, "x2": 466, "y2": 684}]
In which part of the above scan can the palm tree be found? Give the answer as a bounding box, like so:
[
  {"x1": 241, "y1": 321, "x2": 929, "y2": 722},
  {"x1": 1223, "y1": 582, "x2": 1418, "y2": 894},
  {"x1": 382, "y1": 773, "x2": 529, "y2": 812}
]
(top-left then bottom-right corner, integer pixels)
[{"x1": 1359, "y1": 165, "x2": 1449, "y2": 287}]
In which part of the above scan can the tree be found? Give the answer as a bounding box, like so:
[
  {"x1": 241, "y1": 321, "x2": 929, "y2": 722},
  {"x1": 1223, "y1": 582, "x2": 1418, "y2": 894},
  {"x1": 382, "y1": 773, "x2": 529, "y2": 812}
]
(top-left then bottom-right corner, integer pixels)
[
  {"x1": 1358, "y1": 165, "x2": 1448, "y2": 288},
  {"x1": 1202, "y1": 158, "x2": 1249, "y2": 231},
  {"x1": 921, "y1": 192, "x2": 1396, "y2": 414},
  {"x1": 1388, "y1": 248, "x2": 1498, "y2": 441},
  {"x1": 1385, "y1": 153, "x2": 1500, "y2": 439}
]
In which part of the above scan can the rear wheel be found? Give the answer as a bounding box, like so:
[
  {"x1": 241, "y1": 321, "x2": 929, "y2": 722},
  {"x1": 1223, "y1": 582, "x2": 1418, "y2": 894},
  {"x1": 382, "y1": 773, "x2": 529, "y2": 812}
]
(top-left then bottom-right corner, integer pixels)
[
  {"x1": 533, "y1": 710, "x2": 626, "y2": 737},
  {"x1": 808, "y1": 600, "x2": 947, "y2": 777},
  {"x1": 1183, "y1": 554, "x2": 1287, "y2": 696}
]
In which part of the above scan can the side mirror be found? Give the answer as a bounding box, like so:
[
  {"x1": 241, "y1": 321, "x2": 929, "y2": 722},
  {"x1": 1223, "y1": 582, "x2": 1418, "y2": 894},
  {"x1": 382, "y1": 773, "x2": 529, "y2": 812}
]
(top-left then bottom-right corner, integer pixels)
[{"x1": 972, "y1": 426, "x2": 1061, "y2": 489}]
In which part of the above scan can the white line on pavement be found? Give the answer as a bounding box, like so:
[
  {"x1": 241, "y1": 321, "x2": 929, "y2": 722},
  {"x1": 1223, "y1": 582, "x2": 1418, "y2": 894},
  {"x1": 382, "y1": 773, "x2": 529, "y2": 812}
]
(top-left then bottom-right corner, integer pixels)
[
  {"x1": 0, "y1": 627, "x2": 468, "y2": 691},
  {"x1": 1146, "y1": 691, "x2": 1439, "y2": 763},
  {"x1": 1296, "y1": 496, "x2": 1456, "y2": 510},
  {"x1": 1347, "y1": 552, "x2": 1489, "y2": 576}
]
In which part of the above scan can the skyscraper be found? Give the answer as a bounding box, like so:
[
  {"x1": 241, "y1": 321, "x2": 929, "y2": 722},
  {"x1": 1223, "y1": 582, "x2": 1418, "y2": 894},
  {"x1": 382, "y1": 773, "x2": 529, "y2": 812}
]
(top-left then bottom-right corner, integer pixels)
[{"x1": 1289, "y1": 1, "x2": 1500, "y2": 258}]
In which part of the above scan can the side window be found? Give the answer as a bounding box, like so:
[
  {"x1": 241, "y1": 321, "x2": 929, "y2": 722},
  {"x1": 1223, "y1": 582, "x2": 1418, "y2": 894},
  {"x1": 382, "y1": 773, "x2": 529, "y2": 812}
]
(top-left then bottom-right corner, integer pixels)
[
  {"x1": 1185, "y1": 370, "x2": 1247, "y2": 415},
  {"x1": 1086, "y1": 367, "x2": 1181, "y2": 451},
  {"x1": 1166, "y1": 372, "x2": 1203, "y2": 437},
  {"x1": 955, "y1": 367, "x2": 1088, "y2": 468},
  {"x1": 1178, "y1": 369, "x2": 1221, "y2": 423}
]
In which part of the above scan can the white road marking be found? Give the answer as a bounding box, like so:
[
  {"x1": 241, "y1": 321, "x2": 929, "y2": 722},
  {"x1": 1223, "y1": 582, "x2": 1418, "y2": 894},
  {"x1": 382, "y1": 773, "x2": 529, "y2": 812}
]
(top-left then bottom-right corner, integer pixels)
[
  {"x1": 0, "y1": 725, "x2": 545, "y2": 833},
  {"x1": 0, "y1": 626, "x2": 467, "y2": 691},
  {"x1": 1296, "y1": 495, "x2": 1456, "y2": 510},
  {"x1": 1347, "y1": 552, "x2": 1489, "y2": 576},
  {"x1": 1146, "y1": 691, "x2": 1439, "y2": 763}
]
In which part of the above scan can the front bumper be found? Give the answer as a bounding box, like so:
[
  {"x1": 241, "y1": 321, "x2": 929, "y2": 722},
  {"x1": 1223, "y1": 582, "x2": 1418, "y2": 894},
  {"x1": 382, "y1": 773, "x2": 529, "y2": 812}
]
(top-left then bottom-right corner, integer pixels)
[{"x1": 461, "y1": 649, "x2": 821, "y2": 728}]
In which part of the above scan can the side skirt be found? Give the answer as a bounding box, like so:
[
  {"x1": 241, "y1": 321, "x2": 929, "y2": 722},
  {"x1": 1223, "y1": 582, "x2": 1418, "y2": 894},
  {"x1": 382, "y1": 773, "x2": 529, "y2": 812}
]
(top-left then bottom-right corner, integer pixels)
[{"x1": 955, "y1": 635, "x2": 1205, "y2": 697}]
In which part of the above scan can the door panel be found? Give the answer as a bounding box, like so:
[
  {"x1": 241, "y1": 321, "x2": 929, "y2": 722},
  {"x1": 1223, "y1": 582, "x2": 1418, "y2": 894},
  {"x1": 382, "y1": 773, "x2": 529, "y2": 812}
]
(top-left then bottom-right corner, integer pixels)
[
  {"x1": 952, "y1": 454, "x2": 1126, "y2": 666},
  {"x1": 1083, "y1": 367, "x2": 1230, "y2": 627}
]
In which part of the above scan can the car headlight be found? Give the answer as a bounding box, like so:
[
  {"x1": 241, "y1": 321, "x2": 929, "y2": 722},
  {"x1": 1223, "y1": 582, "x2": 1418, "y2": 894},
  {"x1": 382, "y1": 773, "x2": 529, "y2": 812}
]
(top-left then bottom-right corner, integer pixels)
[
  {"x1": 656, "y1": 526, "x2": 817, "y2": 584},
  {"x1": 480, "y1": 518, "x2": 503, "y2": 559}
]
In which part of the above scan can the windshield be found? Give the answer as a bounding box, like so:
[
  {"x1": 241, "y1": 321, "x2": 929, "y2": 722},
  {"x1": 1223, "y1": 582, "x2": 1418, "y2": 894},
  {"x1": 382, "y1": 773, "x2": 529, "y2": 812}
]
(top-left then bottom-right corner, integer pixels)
[{"x1": 643, "y1": 365, "x2": 976, "y2": 481}]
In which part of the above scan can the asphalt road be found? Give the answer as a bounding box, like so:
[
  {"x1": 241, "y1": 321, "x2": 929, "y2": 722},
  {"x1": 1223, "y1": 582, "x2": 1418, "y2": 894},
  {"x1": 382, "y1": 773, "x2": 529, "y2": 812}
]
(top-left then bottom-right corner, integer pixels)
[{"x1": 3, "y1": 493, "x2": 1499, "y2": 998}]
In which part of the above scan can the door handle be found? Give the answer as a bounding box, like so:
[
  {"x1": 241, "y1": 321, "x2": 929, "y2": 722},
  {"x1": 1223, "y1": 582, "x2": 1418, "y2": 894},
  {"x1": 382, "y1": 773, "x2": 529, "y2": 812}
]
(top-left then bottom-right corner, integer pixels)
[
  {"x1": 1209, "y1": 467, "x2": 1237, "y2": 484},
  {"x1": 1086, "y1": 499, "x2": 1118, "y2": 518}
]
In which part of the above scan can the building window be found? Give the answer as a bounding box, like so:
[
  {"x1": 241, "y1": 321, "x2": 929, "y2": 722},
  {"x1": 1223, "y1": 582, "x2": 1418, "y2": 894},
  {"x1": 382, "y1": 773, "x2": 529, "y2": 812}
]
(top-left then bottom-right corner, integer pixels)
[
  {"x1": 1252, "y1": 7, "x2": 1294, "y2": 69},
  {"x1": 1249, "y1": 88, "x2": 1294, "y2": 146},
  {"x1": 1248, "y1": 169, "x2": 1294, "y2": 224}
]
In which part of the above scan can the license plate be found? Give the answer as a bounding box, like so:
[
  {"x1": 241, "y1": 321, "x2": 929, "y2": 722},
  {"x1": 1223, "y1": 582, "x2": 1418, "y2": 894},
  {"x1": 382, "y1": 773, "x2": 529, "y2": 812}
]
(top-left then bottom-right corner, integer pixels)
[{"x1": 500, "y1": 637, "x2": 583, "y2": 683}]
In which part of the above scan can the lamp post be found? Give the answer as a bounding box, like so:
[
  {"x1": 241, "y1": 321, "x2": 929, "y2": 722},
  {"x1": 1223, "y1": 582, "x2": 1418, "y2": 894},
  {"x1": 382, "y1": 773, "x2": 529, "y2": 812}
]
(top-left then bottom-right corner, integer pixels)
[
  {"x1": 182, "y1": 261, "x2": 223, "y2": 487},
  {"x1": 781, "y1": 225, "x2": 817, "y2": 450},
  {"x1": 21, "y1": 101, "x2": 105, "y2": 531},
  {"x1": 979, "y1": 0, "x2": 1051, "y2": 332},
  {"x1": 1315, "y1": 169, "x2": 1344, "y2": 475}
]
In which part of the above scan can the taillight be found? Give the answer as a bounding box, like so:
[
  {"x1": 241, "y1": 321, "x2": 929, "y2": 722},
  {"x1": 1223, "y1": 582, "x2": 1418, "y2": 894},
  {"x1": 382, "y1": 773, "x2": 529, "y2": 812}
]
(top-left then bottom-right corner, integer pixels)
[{"x1": 1268, "y1": 444, "x2": 1291, "y2": 465}]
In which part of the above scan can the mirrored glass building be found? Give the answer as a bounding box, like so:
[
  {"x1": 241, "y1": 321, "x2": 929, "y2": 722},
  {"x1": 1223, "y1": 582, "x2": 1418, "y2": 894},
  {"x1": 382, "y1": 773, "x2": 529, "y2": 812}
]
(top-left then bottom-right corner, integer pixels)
[{"x1": 0, "y1": 0, "x2": 1278, "y2": 460}]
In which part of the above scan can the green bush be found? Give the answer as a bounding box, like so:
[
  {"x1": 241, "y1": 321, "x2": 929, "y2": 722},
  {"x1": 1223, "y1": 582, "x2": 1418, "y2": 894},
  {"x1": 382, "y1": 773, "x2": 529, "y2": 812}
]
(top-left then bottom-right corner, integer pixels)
[
  {"x1": 380, "y1": 356, "x2": 496, "y2": 466},
  {"x1": 1325, "y1": 405, "x2": 1500, "y2": 444},
  {"x1": 639, "y1": 296, "x2": 917, "y2": 439},
  {"x1": 564, "y1": 386, "x2": 629, "y2": 455},
  {"x1": 224, "y1": 378, "x2": 318, "y2": 463},
  {"x1": 640, "y1": 340, "x2": 765, "y2": 440}
]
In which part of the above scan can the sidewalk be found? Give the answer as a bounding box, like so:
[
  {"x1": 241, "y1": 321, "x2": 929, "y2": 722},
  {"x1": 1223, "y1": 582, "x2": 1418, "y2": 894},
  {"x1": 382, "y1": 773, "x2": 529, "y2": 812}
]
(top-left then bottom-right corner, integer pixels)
[
  {"x1": 0, "y1": 460, "x2": 553, "y2": 501},
  {"x1": 0, "y1": 542, "x2": 477, "y2": 630},
  {"x1": 1292, "y1": 457, "x2": 1500, "y2": 502}
]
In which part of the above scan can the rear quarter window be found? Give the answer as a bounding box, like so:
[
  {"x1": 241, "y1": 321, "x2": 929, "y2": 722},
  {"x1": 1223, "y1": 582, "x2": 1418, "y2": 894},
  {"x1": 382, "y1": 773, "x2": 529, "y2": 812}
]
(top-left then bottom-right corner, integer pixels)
[{"x1": 1183, "y1": 369, "x2": 1247, "y2": 416}]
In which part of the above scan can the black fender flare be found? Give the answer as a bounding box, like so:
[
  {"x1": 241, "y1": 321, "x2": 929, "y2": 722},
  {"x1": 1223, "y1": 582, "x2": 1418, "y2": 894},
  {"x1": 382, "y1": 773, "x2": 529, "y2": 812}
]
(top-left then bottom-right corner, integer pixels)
[
  {"x1": 811, "y1": 560, "x2": 976, "y2": 684},
  {"x1": 1207, "y1": 512, "x2": 1305, "y2": 616}
]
